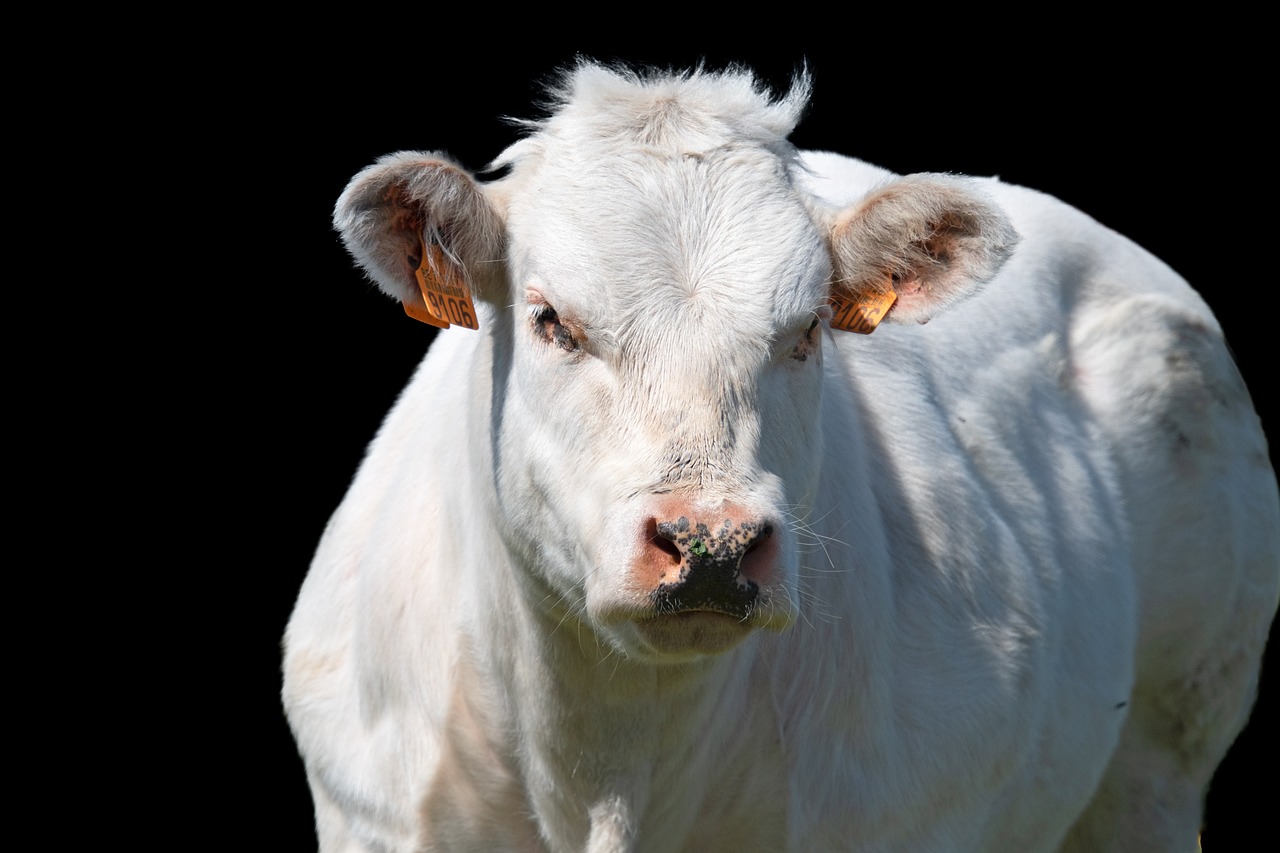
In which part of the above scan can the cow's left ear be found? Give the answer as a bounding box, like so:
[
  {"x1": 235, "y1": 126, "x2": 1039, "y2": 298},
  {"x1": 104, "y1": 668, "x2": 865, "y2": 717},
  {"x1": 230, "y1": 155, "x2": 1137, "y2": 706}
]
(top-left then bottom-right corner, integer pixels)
[{"x1": 826, "y1": 174, "x2": 1018, "y2": 326}]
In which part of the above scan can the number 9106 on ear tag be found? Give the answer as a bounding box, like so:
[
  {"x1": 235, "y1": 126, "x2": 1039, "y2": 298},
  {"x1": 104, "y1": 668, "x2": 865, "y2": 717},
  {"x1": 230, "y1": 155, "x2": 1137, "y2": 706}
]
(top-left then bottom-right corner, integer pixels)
[
  {"x1": 829, "y1": 288, "x2": 896, "y2": 334},
  {"x1": 403, "y1": 238, "x2": 480, "y2": 330}
]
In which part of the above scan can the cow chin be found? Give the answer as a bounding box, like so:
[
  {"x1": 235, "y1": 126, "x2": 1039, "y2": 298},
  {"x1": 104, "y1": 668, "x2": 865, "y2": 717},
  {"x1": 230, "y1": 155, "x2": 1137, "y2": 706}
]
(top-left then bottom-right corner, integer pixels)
[
  {"x1": 590, "y1": 593, "x2": 796, "y2": 662},
  {"x1": 632, "y1": 610, "x2": 759, "y2": 659}
]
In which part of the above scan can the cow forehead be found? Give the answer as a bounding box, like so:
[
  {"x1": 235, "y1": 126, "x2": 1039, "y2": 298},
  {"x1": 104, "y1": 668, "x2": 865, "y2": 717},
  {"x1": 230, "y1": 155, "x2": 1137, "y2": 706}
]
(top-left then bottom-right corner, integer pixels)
[
  {"x1": 488, "y1": 65, "x2": 826, "y2": 338},
  {"x1": 504, "y1": 147, "x2": 831, "y2": 339}
]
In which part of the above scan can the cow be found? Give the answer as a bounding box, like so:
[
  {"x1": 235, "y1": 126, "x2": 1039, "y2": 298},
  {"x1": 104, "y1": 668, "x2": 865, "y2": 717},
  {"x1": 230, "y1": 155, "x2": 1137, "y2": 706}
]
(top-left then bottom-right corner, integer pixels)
[{"x1": 282, "y1": 61, "x2": 1279, "y2": 852}]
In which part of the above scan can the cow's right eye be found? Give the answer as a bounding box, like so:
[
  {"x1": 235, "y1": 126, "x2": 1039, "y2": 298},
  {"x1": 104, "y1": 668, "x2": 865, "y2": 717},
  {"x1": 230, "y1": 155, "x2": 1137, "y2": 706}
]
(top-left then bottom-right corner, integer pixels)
[{"x1": 533, "y1": 305, "x2": 579, "y2": 353}]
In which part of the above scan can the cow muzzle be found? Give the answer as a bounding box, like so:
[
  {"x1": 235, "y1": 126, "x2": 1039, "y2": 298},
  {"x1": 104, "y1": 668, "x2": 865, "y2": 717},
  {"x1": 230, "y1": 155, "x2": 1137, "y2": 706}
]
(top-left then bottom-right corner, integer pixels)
[
  {"x1": 623, "y1": 498, "x2": 786, "y2": 656},
  {"x1": 649, "y1": 514, "x2": 772, "y2": 617}
]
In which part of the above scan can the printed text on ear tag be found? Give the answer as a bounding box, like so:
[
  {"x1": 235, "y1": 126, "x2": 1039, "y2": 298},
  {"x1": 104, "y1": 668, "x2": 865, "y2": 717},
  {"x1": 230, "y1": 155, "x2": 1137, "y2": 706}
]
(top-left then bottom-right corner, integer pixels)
[
  {"x1": 403, "y1": 294, "x2": 450, "y2": 328},
  {"x1": 829, "y1": 288, "x2": 896, "y2": 334},
  {"x1": 405, "y1": 237, "x2": 480, "y2": 330}
]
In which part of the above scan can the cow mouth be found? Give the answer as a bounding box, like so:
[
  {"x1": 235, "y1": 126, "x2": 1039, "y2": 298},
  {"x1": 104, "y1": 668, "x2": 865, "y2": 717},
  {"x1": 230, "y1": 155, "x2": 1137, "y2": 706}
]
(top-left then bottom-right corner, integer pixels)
[{"x1": 652, "y1": 572, "x2": 759, "y2": 618}]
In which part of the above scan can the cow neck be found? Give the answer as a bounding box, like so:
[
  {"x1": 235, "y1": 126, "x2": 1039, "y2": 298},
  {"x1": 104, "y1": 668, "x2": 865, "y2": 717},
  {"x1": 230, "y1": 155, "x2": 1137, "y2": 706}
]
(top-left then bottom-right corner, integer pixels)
[{"x1": 505, "y1": 602, "x2": 769, "y2": 849}]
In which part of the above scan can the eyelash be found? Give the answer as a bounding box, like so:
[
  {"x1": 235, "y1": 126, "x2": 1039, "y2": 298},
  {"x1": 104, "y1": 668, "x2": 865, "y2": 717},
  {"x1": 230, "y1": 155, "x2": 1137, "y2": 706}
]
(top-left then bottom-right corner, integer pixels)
[{"x1": 533, "y1": 304, "x2": 579, "y2": 352}]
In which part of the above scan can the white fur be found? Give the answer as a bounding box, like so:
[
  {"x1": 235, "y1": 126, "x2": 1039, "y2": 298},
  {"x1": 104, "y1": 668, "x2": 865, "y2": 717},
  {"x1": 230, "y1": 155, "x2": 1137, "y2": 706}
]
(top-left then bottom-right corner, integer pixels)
[{"x1": 284, "y1": 63, "x2": 1280, "y2": 852}]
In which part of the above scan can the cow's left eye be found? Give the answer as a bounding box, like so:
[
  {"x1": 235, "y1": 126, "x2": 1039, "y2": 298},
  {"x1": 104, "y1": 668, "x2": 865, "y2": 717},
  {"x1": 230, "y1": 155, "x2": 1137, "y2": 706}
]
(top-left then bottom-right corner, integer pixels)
[
  {"x1": 791, "y1": 315, "x2": 822, "y2": 362},
  {"x1": 534, "y1": 305, "x2": 579, "y2": 353}
]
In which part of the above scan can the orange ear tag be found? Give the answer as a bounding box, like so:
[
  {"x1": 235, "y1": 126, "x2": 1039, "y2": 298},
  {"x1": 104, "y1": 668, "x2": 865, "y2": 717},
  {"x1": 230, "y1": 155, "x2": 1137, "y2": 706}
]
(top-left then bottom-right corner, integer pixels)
[
  {"x1": 402, "y1": 237, "x2": 480, "y2": 330},
  {"x1": 402, "y1": 295, "x2": 451, "y2": 328},
  {"x1": 829, "y1": 288, "x2": 896, "y2": 334}
]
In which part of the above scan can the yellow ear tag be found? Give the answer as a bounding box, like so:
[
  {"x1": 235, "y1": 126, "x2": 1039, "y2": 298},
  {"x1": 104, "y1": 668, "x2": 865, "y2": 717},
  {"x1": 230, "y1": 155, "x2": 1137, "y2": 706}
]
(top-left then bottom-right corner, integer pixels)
[
  {"x1": 403, "y1": 237, "x2": 480, "y2": 330},
  {"x1": 829, "y1": 287, "x2": 896, "y2": 334}
]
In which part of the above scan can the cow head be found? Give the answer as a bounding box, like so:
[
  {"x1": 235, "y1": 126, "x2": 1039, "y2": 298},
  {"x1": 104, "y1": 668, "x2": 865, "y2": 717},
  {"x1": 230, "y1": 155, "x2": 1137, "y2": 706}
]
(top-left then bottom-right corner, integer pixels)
[{"x1": 334, "y1": 64, "x2": 1016, "y2": 662}]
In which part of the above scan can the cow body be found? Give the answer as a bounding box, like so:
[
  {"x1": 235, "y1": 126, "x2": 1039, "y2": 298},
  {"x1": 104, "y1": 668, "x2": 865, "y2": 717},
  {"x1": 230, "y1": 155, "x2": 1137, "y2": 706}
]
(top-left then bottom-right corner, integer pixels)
[{"x1": 283, "y1": 64, "x2": 1279, "y2": 852}]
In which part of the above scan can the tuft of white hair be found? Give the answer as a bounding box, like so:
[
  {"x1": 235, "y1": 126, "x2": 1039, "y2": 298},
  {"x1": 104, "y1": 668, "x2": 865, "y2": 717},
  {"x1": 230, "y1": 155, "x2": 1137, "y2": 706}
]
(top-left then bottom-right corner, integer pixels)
[{"x1": 492, "y1": 60, "x2": 812, "y2": 171}]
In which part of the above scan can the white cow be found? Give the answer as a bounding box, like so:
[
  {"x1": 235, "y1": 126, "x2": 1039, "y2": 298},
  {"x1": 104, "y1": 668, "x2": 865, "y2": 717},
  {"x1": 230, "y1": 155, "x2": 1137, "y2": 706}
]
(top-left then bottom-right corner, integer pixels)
[{"x1": 283, "y1": 62, "x2": 1279, "y2": 852}]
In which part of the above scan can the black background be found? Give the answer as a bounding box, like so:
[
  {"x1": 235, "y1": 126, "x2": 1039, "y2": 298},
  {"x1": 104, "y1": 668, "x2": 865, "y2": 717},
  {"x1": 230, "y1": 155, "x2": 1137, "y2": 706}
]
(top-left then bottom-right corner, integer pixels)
[{"x1": 258, "y1": 42, "x2": 1274, "y2": 851}]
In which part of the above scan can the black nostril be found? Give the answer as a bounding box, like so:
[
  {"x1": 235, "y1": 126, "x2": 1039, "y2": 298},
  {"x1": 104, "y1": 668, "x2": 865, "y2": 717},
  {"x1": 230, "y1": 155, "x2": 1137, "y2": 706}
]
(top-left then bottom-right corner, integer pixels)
[
  {"x1": 648, "y1": 519, "x2": 682, "y2": 564},
  {"x1": 741, "y1": 523, "x2": 773, "y2": 558}
]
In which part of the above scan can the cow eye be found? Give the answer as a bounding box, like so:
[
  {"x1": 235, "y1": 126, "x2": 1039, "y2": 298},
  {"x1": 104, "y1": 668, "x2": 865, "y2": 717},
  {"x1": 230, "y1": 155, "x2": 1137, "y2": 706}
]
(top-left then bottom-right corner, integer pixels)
[
  {"x1": 533, "y1": 304, "x2": 579, "y2": 353},
  {"x1": 791, "y1": 315, "x2": 822, "y2": 362}
]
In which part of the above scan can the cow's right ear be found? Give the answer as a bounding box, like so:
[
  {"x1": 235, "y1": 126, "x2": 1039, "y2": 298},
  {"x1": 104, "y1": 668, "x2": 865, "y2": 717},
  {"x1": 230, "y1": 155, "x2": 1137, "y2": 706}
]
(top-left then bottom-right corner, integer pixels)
[{"x1": 333, "y1": 151, "x2": 507, "y2": 312}]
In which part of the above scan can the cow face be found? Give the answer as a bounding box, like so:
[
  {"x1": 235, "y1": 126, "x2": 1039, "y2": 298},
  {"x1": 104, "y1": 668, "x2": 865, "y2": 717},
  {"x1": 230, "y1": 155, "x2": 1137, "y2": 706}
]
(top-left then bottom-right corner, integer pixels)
[
  {"x1": 491, "y1": 141, "x2": 832, "y2": 662},
  {"x1": 332, "y1": 67, "x2": 1016, "y2": 662}
]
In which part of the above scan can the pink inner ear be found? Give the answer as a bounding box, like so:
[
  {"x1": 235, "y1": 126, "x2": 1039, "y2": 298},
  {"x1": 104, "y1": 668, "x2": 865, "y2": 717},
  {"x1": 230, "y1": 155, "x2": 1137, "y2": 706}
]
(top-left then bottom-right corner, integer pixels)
[
  {"x1": 895, "y1": 277, "x2": 925, "y2": 298},
  {"x1": 884, "y1": 275, "x2": 937, "y2": 325}
]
